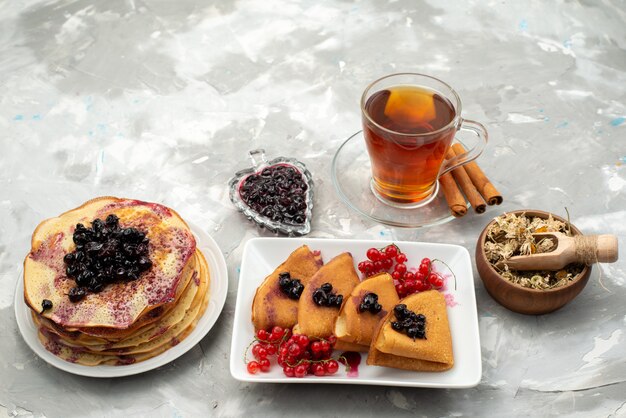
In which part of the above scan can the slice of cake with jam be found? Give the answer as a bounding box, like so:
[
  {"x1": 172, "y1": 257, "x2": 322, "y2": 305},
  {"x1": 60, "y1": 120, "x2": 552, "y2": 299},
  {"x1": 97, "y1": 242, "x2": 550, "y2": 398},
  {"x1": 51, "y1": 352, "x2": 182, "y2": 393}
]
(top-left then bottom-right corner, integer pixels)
[{"x1": 23, "y1": 197, "x2": 210, "y2": 365}]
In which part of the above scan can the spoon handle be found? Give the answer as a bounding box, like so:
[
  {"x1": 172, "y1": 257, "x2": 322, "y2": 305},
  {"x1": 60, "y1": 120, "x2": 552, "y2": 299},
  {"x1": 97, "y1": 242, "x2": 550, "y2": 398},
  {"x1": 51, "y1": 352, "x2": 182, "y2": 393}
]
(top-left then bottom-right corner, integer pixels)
[
  {"x1": 576, "y1": 235, "x2": 618, "y2": 264},
  {"x1": 595, "y1": 235, "x2": 618, "y2": 263}
]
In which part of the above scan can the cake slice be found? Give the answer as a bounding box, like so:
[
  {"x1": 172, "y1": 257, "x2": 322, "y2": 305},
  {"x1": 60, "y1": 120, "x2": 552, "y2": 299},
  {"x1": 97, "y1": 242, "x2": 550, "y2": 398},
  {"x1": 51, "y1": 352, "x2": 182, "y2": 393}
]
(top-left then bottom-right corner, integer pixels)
[
  {"x1": 334, "y1": 272, "x2": 399, "y2": 352},
  {"x1": 367, "y1": 290, "x2": 454, "y2": 372},
  {"x1": 251, "y1": 245, "x2": 322, "y2": 331},
  {"x1": 295, "y1": 253, "x2": 360, "y2": 338}
]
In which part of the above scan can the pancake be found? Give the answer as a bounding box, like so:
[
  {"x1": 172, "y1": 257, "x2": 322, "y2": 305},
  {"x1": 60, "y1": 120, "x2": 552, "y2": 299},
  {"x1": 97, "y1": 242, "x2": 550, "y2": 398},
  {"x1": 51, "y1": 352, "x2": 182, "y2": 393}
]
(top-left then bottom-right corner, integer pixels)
[
  {"x1": 37, "y1": 259, "x2": 198, "y2": 345},
  {"x1": 367, "y1": 290, "x2": 454, "y2": 372},
  {"x1": 24, "y1": 197, "x2": 196, "y2": 329},
  {"x1": 334, "y1": 272, "x2": 399, "y2": 351},
  {"x1": 34, "y1": 248, "x2": 210, "y2": 365},
  {"x1": 35, "y1": 251, "x2": 208, "y2": 352},
  {"x1": 78, "y1": 250, "x2": 208, "y2": 354},
  {"x1": 59, "y1": 255, "x2": 198, "y2": 341},
  {"x1": 295, "y1": 252, "x2": 360, "y2": 338},
  {"x1": 251, "y1": 245, "x2": 323, "y2": 331},
  {"x1": 24, "y1": 197, "x2": 207, "y2": 366}
]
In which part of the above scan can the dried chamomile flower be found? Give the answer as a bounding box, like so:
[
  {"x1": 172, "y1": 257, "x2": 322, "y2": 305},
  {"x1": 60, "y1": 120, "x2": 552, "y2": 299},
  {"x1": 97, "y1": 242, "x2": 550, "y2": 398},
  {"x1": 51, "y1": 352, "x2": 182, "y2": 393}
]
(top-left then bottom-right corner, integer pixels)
[{"x1": 484, "y1": 212, "x2": 584, "y2": 290}]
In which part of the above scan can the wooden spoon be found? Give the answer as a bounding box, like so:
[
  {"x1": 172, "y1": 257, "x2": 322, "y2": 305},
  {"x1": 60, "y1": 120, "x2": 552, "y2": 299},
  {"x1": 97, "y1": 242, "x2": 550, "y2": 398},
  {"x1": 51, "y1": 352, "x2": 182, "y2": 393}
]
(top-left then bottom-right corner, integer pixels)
[{"x1": 501, "y1": 232, "x2": 618, "y2": 271}]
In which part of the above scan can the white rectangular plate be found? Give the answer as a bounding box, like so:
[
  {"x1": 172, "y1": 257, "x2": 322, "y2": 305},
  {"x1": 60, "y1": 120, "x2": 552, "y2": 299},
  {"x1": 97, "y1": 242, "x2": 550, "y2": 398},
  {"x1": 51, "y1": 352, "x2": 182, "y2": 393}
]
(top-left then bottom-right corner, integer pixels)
[{"x1": 230, "y1": 238, "x2": 482, "y2": 388}]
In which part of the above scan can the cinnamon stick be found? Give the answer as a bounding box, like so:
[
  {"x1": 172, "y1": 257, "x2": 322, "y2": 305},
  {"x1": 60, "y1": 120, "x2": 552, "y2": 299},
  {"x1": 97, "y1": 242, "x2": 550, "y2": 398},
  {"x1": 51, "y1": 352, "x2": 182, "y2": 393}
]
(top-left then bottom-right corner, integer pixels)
[
  {"x1": 439, "y1": 172, "x2": 467, "y2": 217},
  {"x1": 451, "y1": 143, "x2": 503, "y2": 205},
  {"x1": 447, "y1": 148, "x2": 486, "y2": 213}
]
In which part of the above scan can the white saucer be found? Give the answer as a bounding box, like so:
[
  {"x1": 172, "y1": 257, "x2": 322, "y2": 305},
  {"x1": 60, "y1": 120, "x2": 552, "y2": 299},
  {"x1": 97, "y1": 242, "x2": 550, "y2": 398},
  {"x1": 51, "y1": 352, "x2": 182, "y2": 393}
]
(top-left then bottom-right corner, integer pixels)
[
  {"x1": 14, "y1": 222, "x2": 228, "y2": 378},
  {"x1": 331, "y1": 131, "x2": 468, "y2": 228}
]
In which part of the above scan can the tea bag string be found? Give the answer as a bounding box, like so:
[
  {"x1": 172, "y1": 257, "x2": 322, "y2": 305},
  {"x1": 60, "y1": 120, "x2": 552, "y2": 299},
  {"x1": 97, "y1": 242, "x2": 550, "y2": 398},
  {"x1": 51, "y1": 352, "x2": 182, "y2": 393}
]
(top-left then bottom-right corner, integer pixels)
[{"x1": 574, "y1": 235, "x2": 598, "y2": 265}]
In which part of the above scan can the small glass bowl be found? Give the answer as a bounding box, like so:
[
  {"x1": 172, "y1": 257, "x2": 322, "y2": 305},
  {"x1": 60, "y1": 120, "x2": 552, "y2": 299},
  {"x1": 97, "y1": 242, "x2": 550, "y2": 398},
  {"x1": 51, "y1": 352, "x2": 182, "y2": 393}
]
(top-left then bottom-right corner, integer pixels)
[{"x1": 228, "y1": 149, "x2": 314, "y2": 236}]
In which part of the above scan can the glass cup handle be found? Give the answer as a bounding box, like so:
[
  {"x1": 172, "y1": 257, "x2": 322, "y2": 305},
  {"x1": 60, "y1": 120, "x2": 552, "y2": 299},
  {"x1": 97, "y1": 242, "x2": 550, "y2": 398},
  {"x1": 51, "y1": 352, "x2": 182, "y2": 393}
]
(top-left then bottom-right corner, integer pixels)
[{"x1": 440, "y1": 118, "x2": 488, "y2": 176}]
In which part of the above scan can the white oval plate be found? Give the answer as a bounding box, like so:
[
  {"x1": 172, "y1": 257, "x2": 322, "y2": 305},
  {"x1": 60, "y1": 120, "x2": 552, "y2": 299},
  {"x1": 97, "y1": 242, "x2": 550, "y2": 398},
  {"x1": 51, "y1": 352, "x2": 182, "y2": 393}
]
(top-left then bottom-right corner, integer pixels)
[
  {"x1": 230, "y1": 238, "x2": 482, "y2": 388},
  {"x1": 14, "y1": 222, "x2": 228, "y2": 378}
]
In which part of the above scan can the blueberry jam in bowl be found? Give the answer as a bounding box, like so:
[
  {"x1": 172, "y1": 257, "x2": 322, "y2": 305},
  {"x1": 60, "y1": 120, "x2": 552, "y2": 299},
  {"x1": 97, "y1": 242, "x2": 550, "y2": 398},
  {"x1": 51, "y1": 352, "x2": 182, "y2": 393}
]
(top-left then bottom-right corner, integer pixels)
[{"x1": 229, "y1": 149, "x2": 314, "y2": 236}]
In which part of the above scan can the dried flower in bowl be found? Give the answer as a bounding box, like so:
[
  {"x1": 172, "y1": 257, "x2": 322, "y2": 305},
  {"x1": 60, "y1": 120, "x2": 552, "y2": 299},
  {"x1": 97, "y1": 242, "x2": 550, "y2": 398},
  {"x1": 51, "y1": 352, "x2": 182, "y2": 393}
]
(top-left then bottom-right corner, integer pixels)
[{"x1": 483, "y1": 212, "x2": 584, "y2": 290}]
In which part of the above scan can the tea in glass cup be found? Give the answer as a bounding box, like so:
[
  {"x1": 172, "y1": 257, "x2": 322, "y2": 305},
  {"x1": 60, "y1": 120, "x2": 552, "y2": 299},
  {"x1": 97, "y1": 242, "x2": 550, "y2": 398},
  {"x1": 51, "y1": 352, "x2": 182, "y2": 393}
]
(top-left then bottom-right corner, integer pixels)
[{"x1": 361, "y1": 73, "x2": 487, "y2": 208}]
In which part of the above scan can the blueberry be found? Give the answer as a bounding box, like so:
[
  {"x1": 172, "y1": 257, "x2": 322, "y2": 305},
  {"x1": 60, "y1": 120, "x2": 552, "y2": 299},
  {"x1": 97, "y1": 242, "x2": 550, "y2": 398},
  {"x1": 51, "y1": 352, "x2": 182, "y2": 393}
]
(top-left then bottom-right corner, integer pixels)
[
  {"x1": 92, "y1": 218, "x2": 104, "y2": 231},
  {"x1": 138, "y1": 257, "x2": 152, "y2": 270},
  {"x1": 40, "y1": 299, "x2": 53, "y2": 313},
  {"x1": 286, "y1": 205, "x2": 298, "y2": 215},
  {"x1": 334, "y1": 294, "x2": 343, "y2": 307},
  {"x1": 321, "y1": 283, "x2": 333, "y2": 293},
  {"x1": 73, "y1": 232, "x2": 87, "y2": 245},
  {"x1": 391, "y1": 321, "x2": 403, "y2": 331},
  {"x1": 66, "y1": 265, "x2": 77, "y2": 277},
  {"x1": 105, "y1": 214, "x2": 119, "y2": 226},
  {"x1": 401, "y1": 318, "x2": 414, "y2": 329},
  {"x1": 293, "y1": 281, "x2": 304, "y2": 293},
  {"x1": 407, "y1": 327, "x2": 419, "y2": 339},
  {"x1": 85, "y1": 241, "x2": 103, "y2": 253},
  {"x1": 394, "y1": 304, "x2": 407, "y2": 319},
  {"x1": 288, "y1": 287, "x2": 301, "y2": 300},
  {"x1": 312, "y1": 289, "x2": 328, "y2": 306},
  {"x1": 68, "y1": 287, "x2": 86, "y2": 303},
  {"x1": 363, "y1": 293, "x2": 378, "y2": 305},
  {"x1": 327, "y1": 295, "x2": 337, "y2": 306},
  {"x1": 279, "y1": 276, "x2": 291, "y2": 290},
  {"x1": 76, "y1": 272, "x2": 89, "y2": 286}
]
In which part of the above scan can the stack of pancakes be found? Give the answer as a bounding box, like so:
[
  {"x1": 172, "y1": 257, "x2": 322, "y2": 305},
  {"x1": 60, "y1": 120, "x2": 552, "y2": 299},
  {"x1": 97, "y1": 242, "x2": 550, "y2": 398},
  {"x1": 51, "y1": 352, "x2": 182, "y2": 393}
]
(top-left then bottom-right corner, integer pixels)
[{"x1": 23, "y1": 197, "x2": 210, "y2": 366}]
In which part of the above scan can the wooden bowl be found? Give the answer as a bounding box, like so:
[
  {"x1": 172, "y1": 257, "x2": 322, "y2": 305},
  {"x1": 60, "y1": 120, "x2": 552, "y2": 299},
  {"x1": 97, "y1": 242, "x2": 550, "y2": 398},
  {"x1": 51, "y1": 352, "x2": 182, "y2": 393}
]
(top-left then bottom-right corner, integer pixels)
[{"x1": 475, "y1": 210, "x2": 591, "y2": 315}]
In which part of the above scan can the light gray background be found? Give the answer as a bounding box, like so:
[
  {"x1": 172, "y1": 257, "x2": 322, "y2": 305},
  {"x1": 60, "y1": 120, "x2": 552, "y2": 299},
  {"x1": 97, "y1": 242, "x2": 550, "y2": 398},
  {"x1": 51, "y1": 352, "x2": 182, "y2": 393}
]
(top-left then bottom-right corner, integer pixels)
[{"x1": 1, "y1": 0, "x2": 625, "y2": 417}]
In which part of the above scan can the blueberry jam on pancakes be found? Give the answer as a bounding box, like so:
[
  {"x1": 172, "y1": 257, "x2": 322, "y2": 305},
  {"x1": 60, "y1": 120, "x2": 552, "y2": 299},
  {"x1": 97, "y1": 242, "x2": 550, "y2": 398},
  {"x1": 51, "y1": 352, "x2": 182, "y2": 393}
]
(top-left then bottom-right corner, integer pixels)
[{"x1": 63, "y1": 214, "x2": 152, "y2": 302}]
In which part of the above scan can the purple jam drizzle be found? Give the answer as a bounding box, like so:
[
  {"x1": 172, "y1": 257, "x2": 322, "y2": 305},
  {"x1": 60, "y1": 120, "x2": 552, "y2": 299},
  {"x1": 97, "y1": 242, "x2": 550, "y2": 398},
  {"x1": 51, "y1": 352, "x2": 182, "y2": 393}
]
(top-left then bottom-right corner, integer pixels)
[{"x1": 339, "y1": 351, "x2": 361, "y2": 378}]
